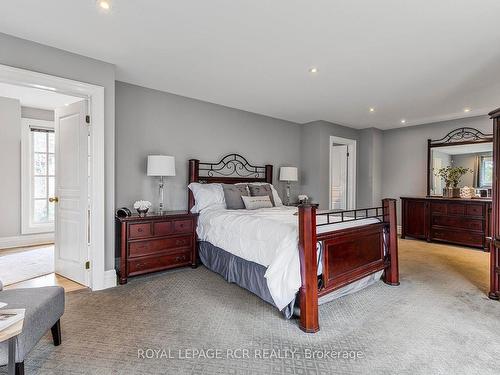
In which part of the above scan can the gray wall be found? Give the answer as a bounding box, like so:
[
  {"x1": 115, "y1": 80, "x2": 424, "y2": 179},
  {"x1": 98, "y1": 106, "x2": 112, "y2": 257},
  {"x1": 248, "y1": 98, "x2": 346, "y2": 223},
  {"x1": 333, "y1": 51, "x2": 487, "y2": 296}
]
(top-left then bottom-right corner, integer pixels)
[
  {"x1": 358, "y1": 128, "x2": 383, "y2": 208},
  {"x1": 381, "y1": 115, "x2": 492, "y2": 223},
  {"x1": 21, "y1": 106, "x2": 54, "y2": 121},
  {"x1": 300, "y1": 121, "x2": 381, "y2": 209},
  {"x1": 0, "y1": 96, "x2": 21, "y2": 237},
  {"x1": 115, "y1": 81, "x2": 302, "y2": 210},
  {"x1": 0, "y1": 32, "x2": 116, "y2": 270}
]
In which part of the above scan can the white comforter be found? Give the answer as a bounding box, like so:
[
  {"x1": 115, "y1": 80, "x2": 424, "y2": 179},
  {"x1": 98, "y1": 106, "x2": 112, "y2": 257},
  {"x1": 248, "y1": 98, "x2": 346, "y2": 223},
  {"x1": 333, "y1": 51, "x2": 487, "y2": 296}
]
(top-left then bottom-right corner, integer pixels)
[{"x1": 197, "y1": 206, "x2": 380, "y2": 310}]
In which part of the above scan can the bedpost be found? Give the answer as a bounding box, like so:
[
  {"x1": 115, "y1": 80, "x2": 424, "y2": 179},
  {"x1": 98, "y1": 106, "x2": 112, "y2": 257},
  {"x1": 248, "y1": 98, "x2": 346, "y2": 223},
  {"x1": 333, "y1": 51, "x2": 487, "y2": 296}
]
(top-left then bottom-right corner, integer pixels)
[
  {"x1": 298, "y1": 203, "x2": 320, "y2": 333},
  {"x1": 382, "y1": 198, "x2": 400, "y2": 286},
  {"x1": 188, "y1": 159, "x2": 199, "y2": 211},
  {"x1": 265, "y1": 164, "x2": 273, "y2": 184}
]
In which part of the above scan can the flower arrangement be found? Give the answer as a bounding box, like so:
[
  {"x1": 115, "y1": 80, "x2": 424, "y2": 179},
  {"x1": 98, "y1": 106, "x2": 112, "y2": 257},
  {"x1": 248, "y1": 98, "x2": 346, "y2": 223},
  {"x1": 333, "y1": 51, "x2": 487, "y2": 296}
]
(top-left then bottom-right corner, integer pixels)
[
  {"x1": 434, "y1": 166, "x2": 472, "y2": 188},
  {"x1": 133, "y1": 200, "x2": 152, "y2": 217},
  {"x1": 434, "y1": 166, "x2": 472, "y2": 197}
]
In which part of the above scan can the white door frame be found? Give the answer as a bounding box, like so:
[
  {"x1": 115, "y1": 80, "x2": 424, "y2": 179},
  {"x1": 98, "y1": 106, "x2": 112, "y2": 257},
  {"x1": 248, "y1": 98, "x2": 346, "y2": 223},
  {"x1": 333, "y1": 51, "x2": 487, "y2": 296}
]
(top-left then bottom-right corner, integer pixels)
[
  {"x1": 0, "y1": 63, "x2": 108, "y2": 290},
  {"x1": 329, "y1": 136, "x2": 357, "y2": 210}
]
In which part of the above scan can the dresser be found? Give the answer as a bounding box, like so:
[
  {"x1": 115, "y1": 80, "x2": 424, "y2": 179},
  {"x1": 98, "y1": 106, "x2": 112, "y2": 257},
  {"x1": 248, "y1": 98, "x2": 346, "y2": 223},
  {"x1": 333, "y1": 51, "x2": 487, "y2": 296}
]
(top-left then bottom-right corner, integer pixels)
[
  {"x1": 401, "y1": 197, "x2": 491, "y2": 249},
  {"x1": 115, "y1": 211, "x2": 198, "y2": 284}
]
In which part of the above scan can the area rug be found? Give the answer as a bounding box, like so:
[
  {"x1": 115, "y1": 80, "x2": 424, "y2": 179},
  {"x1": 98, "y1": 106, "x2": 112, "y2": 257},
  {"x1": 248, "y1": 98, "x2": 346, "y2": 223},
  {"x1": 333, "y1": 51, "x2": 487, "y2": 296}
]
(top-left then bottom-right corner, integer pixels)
[{"x1": 0, "y1": 246, "x2": 54, "y2": 285}]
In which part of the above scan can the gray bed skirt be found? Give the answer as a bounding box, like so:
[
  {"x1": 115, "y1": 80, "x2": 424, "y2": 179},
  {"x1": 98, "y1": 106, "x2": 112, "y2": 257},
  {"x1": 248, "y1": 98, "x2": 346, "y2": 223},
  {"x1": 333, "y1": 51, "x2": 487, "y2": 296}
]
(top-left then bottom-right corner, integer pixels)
[{"x1": 198, "y1": 241, "x2": 296, "y2": 319}]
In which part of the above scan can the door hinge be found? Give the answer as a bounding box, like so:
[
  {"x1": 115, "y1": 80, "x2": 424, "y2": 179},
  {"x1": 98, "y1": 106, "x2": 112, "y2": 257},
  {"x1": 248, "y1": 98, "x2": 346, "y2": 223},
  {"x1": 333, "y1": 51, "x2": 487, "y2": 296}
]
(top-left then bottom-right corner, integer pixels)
[
  {"x1": 86, "y1": 115, "x2": 91, "y2": 124},
  {"x1": 85, "y1": 261, "x2": 91, "y2": 270}
]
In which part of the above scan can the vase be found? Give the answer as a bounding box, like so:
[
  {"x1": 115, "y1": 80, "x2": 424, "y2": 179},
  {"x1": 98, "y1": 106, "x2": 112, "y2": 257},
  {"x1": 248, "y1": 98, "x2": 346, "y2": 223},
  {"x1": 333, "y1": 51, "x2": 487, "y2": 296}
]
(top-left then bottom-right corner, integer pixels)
[
  {"x1": 443, "y1": 187, "x2": 460, "y2": 198},
  {"x1": 137, "y1": 208, "x2": 149, "y2": 217}
]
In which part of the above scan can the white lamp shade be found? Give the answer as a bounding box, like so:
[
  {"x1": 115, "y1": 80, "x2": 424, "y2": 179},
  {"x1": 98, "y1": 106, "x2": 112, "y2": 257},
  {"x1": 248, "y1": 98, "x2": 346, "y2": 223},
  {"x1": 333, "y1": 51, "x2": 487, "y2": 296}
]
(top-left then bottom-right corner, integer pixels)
[
  {"x1": 280, "y1": 166, "x2": 298, "y2": 181},
  {"x1": 147, "y1": 155, "x2": 176, "y2": 176}
]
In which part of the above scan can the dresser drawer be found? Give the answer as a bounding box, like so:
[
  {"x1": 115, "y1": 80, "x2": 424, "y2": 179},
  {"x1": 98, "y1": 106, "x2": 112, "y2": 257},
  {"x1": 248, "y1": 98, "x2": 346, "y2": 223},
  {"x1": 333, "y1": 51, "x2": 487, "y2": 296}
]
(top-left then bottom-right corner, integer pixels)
[
  {"x1": 430, "y1": 202, "x2": 447, "y2": 215},
  {"x1": 153, "y1": 221, "x2": 173, "y2": 236},
  {"x1": 431, "y1": 216, "x2": 483, "y2": 231},
  {"x1": 173, "y1": 219, "x2": 193, "y2": 234},
  {"x1": 431, "y1": 228, "x2": 483, "y2": 247},
  {"x1": 128, "y1": 250, "x2": 191, "y2": 275},
  {"x1": 129, "y1": 223, "x2": 152, "y2": 239},
  {"x1": 129, "y1": 236, "x2": 192, "y2": 257},
  {"x1": 466, "y1": 204, "x2": 484, "y2": 217},
  {"x1": 447, "y1": 203, "x2": 465, "y2": 216}
]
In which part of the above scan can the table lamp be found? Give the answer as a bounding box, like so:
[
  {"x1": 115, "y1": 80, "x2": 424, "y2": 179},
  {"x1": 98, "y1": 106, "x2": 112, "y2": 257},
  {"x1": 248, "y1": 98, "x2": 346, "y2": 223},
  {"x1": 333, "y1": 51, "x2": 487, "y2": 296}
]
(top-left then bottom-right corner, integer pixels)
[
  {"x1": 279, "y1": 166, "x2": 298, "y2": 205},
  {"x1": 147, "y1": 155, "x2": 176, "y2": 214}
]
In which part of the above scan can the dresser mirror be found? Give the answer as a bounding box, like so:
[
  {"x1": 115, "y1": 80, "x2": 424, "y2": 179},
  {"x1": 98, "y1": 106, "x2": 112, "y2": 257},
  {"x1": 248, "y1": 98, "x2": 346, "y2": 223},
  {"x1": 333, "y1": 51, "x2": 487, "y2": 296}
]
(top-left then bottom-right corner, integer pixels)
[{"x1": 427, "y1": 127, "x2": 493, "y2": 197}]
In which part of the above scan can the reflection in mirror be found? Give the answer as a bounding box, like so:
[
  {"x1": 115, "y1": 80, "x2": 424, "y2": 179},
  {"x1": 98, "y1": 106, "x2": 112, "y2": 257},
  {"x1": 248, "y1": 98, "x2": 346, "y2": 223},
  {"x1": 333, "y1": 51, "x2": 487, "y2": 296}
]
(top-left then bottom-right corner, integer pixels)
[{"x1": 430, "y1": 142, "x2": 493, "y2": 196}]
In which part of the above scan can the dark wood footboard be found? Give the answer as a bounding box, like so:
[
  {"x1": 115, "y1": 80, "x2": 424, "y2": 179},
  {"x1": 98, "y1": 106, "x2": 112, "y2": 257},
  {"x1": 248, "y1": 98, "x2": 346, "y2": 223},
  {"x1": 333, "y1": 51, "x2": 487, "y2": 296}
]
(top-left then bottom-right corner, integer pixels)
[{"x1": 298, "y1": 198, "x2": 399, "y2": 333}]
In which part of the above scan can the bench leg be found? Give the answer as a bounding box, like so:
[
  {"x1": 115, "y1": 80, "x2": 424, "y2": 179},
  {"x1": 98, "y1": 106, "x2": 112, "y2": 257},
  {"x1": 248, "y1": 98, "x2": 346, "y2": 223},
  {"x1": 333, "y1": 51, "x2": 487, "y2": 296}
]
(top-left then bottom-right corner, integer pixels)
[
  {"x1": 15, "y1": 362, "x2": 24, "y2": 375},
  {"x1": 51, "y1": 320, "x2": 61, "y2": 346}
]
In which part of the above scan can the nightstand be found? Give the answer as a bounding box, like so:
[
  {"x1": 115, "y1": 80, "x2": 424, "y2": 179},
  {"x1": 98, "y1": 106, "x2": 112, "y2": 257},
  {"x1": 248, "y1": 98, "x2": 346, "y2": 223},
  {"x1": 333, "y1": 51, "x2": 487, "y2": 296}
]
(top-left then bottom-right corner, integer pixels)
[{"x1": 115, "y1": 211, "x2": 198, "y2": 284}]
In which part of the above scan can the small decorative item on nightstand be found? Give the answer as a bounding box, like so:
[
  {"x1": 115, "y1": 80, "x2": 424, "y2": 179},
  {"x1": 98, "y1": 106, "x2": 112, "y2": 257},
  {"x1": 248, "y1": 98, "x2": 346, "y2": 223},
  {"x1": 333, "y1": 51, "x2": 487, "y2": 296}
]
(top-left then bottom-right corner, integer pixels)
[
  {"x1": 280, "y1": 166, "x2": 298, "y2": 206},
  {"x1": 115, "y1": 211, "x2": 198, "y2": 284},
  {"x1": 133, "y1": 200, "x2": 151, "y2": 217}
]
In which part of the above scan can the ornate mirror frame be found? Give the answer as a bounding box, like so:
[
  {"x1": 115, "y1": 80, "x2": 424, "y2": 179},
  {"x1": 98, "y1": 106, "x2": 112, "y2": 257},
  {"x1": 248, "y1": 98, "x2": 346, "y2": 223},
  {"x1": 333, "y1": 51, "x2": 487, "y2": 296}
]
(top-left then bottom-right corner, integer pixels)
[{"x1": 427, "y1": 127, "x2": 493, "y2": 196}]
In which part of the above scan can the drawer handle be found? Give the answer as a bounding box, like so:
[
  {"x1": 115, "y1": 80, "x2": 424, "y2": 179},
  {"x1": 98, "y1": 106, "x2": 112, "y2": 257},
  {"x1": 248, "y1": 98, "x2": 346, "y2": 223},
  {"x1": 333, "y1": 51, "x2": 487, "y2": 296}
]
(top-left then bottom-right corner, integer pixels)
[
  {"x1": 136, "y1": 262, "x2": 146, "y2": 269},
  {"x1": 175, "y1": 239, "x2": 187, "y2": 246},
  {"x1": 175, "y1": 255, "x2": 186, "y2": 262},
  {"x1": 138, "y1": 228, "x2": 143, "y2": 232}
]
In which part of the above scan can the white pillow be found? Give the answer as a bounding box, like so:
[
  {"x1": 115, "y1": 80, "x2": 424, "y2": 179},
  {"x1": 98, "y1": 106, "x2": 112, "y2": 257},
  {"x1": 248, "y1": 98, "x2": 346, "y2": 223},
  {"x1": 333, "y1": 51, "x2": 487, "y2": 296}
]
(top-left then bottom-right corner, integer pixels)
[
  {"x1": 237, "y1": 182, "x2": 283, "y2": 206},
  {"x1": 242, "y1": 195, "x2": 274, "y2": 210},
  {"x1": 188, "y1": 183, "x2": 225, "y2": 213}
]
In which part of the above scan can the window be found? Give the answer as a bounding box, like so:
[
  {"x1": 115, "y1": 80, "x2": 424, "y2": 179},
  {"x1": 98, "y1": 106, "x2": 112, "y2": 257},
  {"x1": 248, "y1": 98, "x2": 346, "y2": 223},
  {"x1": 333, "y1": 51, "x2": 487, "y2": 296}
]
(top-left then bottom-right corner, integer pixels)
[
  {"x1": 21, "y1": 118, "x2": 55, "y2": 234},
  {"x1": 479, "y1": 155, "x2": 493, "y2": 188}
]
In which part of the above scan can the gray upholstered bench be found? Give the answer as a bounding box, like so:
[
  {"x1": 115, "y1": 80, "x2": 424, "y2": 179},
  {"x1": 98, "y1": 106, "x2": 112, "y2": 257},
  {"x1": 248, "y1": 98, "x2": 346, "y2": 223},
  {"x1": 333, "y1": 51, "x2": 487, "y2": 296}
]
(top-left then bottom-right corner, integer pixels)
[{"x1": 0, "y1": 280, "x2": 65, "y2": 375}]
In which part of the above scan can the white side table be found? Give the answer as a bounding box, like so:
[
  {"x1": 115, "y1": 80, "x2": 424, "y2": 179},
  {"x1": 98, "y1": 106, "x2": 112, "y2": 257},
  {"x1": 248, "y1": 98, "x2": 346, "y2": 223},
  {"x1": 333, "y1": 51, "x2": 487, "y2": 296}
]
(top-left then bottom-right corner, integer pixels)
[{"x1": 0, "y1": 309, "x2": 25, "y2": 375}]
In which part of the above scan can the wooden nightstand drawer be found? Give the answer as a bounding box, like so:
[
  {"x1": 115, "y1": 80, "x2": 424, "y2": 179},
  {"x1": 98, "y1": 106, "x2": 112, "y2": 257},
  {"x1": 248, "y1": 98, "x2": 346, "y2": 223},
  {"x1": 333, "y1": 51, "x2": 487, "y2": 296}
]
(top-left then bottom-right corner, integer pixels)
[
  {"x1": 153, "y1": 221, "x2": 173, "y2": 236},
  {"x1": 129, "y1": 236, "x2": 192, "y2": 257},
  {"x1": 129, "y1": 223, "x2": 152, "y2": 239},
  {"x1": 128, "y1": 250, "x2": 191, "y2": 275},
  {"x1": 174, "y1": 219, "x2": 193, "y2": 234}
]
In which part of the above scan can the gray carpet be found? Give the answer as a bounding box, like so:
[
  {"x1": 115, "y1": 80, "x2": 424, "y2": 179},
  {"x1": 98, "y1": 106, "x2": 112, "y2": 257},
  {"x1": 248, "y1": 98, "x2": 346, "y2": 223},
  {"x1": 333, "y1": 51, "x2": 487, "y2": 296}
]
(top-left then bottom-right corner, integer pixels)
[{"x1": 2, "y1": 239, "x2": 500, "y2": 374}]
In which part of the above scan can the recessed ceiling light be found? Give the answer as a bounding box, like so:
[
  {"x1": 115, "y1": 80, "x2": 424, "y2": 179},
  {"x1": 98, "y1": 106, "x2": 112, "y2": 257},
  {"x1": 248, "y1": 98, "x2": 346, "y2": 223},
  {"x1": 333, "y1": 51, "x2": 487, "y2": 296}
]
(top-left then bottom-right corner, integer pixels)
[
  {"x1": 369, "y1": 107, "x2": 375, "y2": 112},
  {"x1": 64, "y1": 103, "x2": 69, "y2": 106},
  {"x1": 99, "y1": 1, "x2": 110, "y2": 10},
  {"x1": 464, "y1": 108, "x2": 471, "y2": 113},
  {"x1": 309, "y1": 67, "x2": 318, "y2": 74},
  {"x1": 401, "y1": 119, "x2": 406, "y2": 124}
]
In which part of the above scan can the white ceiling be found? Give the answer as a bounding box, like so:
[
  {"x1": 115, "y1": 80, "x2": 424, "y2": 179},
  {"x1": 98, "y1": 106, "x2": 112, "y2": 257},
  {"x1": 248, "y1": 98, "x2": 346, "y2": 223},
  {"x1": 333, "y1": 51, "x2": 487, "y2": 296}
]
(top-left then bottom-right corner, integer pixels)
[
  {"x1": 0, "y1": 82, "x2": 81, "y2": 110},
  {"x1": 1, "y1": 0, "x2": 500, "y2": 129}
]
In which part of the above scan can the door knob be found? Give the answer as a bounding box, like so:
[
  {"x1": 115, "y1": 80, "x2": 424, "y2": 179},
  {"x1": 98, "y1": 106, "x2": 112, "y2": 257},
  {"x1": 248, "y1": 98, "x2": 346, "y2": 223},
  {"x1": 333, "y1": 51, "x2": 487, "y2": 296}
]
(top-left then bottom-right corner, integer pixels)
[{"x1": 49, "y1": 197, "x2": 59, "y2": 203}]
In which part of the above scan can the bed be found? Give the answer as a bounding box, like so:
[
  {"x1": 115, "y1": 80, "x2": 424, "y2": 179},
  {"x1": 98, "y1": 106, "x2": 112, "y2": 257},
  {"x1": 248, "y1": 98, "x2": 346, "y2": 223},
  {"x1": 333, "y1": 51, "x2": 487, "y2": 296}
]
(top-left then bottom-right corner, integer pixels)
[{"x1": 188, "y1": 154, "x2": 399, "y2": 333}]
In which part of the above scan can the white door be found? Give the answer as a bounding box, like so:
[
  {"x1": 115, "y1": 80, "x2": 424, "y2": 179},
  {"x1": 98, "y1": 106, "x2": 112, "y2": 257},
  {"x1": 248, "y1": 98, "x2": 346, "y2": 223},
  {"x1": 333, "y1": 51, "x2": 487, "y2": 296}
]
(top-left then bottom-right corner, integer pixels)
[
  {"x1": 331, "y1": 144, "x2": 348, "y2": 210},
  {"x1": 53, "y1": 100, "x2": 89, "y2": 286}
]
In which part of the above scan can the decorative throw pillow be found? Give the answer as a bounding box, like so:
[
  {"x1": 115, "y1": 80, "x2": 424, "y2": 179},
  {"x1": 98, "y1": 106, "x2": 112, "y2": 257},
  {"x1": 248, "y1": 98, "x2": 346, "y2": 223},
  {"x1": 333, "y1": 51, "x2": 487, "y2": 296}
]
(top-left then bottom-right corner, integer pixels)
[
  {"x1": 248, "y1": 184, "x2": 275, "y2": 206},
  {"x1": 241, "y1": 195, "x2": 273, "y2": 210},
  {"x1": 222, "y1": 184, "x2": 249, "y2": 209},
  {"x1": 188, "y1": 183, "x2": 225, "y2": 213}
]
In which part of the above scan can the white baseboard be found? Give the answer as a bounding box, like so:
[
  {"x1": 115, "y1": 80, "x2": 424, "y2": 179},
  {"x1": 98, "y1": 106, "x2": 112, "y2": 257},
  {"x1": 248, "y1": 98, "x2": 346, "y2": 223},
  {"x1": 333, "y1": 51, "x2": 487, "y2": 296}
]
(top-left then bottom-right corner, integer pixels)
[
  {"x1": 0, "y1": 233, "x2": 54, "y2": 250},
  {"x1": 103, "y1": 269, "x2": 117, "y2": 289},
  {"x1": 397, "y1": 225, "x2": 402, "y2": 235}
]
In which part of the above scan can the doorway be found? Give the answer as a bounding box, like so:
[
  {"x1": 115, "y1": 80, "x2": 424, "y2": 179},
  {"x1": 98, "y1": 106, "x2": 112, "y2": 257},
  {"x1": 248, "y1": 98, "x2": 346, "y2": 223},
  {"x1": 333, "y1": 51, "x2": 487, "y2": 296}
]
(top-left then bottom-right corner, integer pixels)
[
  {"x1": 329, "y1": 136, "x2": 357, "y2": 210},
  {"x1": 0, "y1": 64, "x2": 108, "y2": 291}
]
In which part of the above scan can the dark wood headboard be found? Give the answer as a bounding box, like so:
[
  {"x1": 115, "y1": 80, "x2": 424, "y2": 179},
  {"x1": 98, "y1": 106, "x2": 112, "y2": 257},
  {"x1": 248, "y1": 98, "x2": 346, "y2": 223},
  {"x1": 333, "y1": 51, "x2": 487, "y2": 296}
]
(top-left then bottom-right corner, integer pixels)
[{"x1": 188, "y1": 153, "x2": 273, "y2": 211}]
